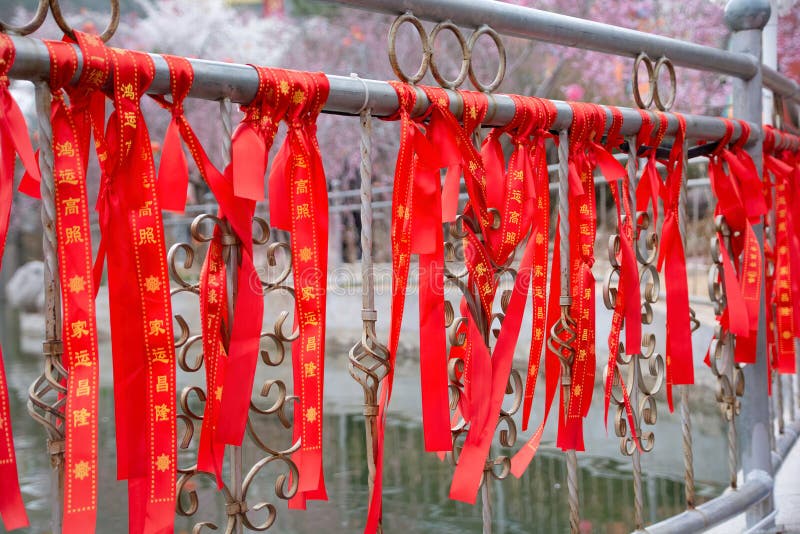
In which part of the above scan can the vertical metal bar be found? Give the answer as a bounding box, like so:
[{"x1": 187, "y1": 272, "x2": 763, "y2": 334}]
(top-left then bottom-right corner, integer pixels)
[
  {"x1": 555, "y1": 129, "x2": 579, "y2": 534},
  {"x1": 626, "y1": 136, "x2": 644, "y2": 530},
  {"x1": 219, "y1": 97, "x2": 244, "y2": 534},
  {"x1": 358, "y1": 108, "x2": 380, "y2": 516},
  {"x1": 725, "y1": 0, "x2": 774, "y2": 528},
  {"x1": 679, "y1": 137, "x2": 695, "y2": 509},
  {"x1": 34, "y1": 80, "x2": 64, "y2": 534},
  {"x1": 482, "y1": 473, "x2": 492, "y2": 534},
  {"x1": 776, "y1": 374, "x2": 785, "y2": 435}
]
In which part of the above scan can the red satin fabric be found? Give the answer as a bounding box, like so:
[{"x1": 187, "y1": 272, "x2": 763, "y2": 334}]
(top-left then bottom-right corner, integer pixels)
[
  {"x1": 42, "y1": 38, "x2": 104, "y2": 534},
  {"x1": 763, "y1": 126, "x2": 799, "y2": 374},
  {"x1": 262, "y1": 69, "x2": 331, "y2": 509},
  {"x1": 0, "y1": 34, "x2": 37, "y2": 532},
  {"x1": 707, "y1": 120, "x2": 765, "y2": 366},
  {"x1": 656, "y1": 114, "x2": 694, "y2": 409}
]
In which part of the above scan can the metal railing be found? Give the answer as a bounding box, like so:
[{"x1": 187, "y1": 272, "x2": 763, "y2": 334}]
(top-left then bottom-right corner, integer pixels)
[{"x1": 3, "y1": 0, "x2": 800, "y2": 533}]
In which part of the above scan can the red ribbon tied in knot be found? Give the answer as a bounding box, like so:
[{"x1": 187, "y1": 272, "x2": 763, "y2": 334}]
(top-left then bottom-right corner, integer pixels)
[
  {"x1": 708, "y1": 119, "x2": 764, "y2": 365},
  {"x1": 264, "y1": 69, "x2": 331, "y2": 510}
]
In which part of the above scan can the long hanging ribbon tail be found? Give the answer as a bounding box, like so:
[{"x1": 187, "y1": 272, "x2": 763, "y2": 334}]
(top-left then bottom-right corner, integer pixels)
[{"x1": 0, "y1": 33, "x2": 39, "y2": 532}]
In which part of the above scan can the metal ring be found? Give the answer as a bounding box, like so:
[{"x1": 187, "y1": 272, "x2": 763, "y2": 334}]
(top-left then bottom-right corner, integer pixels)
[
  {"x1": 387, "y1": 12, "x2": 430, "y2": 85},
  {"x1": 0, "y1": 0, "x2": 48, "y2": 35},
  {"x1": 632, "y1": 52, "x2": 654, "y2": 110},
  {"x1": 428, "y1": 20, "x2": 470, "y2": 89},
  {"x1": 49, "y1": 0, "x2": 120, "y2": 43},
  {"x1": 466, "y1": 25, "x2": 506, "y2": 93},
  {"x1": 652, "y1": 57, "x2": 676, "y2": 112}
]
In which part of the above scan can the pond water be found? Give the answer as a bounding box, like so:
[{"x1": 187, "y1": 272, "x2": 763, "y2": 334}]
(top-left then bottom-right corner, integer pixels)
[{"x1": 0, "y1": 306, "x2": 727, "y2": 534}]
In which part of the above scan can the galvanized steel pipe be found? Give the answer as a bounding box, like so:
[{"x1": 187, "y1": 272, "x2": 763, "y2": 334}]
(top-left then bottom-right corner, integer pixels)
[{"x1": 7, "y1": 35, "x2": 753, "y2": 143}]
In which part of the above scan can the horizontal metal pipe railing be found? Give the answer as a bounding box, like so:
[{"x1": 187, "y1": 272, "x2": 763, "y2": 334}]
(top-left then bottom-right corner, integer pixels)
[
  {"x1": 639, "y1": 420, "x2": 800, "y2": 534},
  {"x1": 763, "y1": 64, "x2": 800, "y2": 103},
  {"x1": 321, "y1": 0, "x2": 759, "y2": 79},
  {"x1": 8, "y1": 35, "x2": 752, "y2": 144}
]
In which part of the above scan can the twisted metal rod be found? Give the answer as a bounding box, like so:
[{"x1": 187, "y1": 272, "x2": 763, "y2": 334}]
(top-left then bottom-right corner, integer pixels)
[
  {"x1": 729, "y1": 411, "x2": 738, "y2": 489},
  {"x1": 777, "y1": 374, "x2": 785, "y2": 436},
  {"x1": 555, "y1": 129, "x2": 580, "y2": 534},
  {"x1": 482, "y1": 472, "x2": 493, "y2": 534},
  {"x1": 566, "y1": 450, "x2": 579, "y2": 534},
  {"x1": 678, "y1": 137, "x2": 696, "y2": 509},
  {"x1": 31, "y1": 80, "x2": 65, "y2": 534},
  {"x1": 219, "y1": 97, "x2": 244, "y2": 534},
  {"x1": 626, "y1": 135, "x2": 644, "y2": 530},
  {"x1": 348, "y1": 102, "x2": 389, "y2": 533}
]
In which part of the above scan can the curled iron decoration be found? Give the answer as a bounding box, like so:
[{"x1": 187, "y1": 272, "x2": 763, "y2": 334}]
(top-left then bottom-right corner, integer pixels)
[
  {"x1": 0, "y1": 0, "x2": 48, "y2": 35},
  {"x1": 169, "y1": 213, "x2": 300, "y2": 533},
  {"x1": 708, "y1": 215, "x2": 744, "y2": 488},
  {"x1": 388, "y1": 11, "x2": 506, "y2": 92},
  {"x1": 443, "y1": 210, "x2": 523, "y2": 534},
  {"x1": 632, "y1": 52, "x2": 676, "y2": 112},
  {"x1": 49, "y1": 0, "x2": 120, "y2": 42}
]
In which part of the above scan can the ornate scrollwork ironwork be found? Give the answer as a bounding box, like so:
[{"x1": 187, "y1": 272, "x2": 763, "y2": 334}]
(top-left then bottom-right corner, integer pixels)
[
  {"x1": 169, "y1": 213, "x2": 300, "y2": 533},
  {"x1": 708, "y1": 215, "x2": 745, "y2": 489},
  {"x1": 442, "y1": 211, "x2": 523, "y2": 532}
]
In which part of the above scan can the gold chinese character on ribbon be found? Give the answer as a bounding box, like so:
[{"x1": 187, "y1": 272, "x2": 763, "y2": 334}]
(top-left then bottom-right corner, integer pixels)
[
  {"x1": 71, "y1": 320, "x2": 90, "y2": 339},
  {"x1": 156, "y1": 375, "x2": 168, "y2": 393},
  {"x1": 122, "y1": 111, "x2": 137, "y2": 129},
  {"x1": 63, "y1": 197, "x2": 80, "y2": 216},
  {"x1": 120, "y1": 83, "x2": 136, "y2": 100},
  {"x1": 306, "y1": 335, "x2": 318, "y2": 352},
  {"x1": 296, "y1": 204, "x2": 311, "y2": 219},
  {"x1": 76, "y1": 379, "x2": 90, "y2": 397},
  {"x1": 303, "y1": 312, "x2": 320, "y2": 326},
  {"x1": 57, "y1": 169, "x2": 78, "y2": 185},
  {"x1": 154, "y1": 403, "x2": 169, "y2": 422},
  {"x1": 73, "y1": 349, "x2": 92, "y2": 367},
  {"x1": 138, "y1": 227, "x2": 157, "y2": 245},
  {"x1": 138, "y1": 201, "x2": 153, "y2": 217},
  {"x1": 295, "y1": 179, "x2": 309, "y2": 194},
  {"x1": 65, "y1": 225, "x2": 83, "y2": 244},
  {"x1": 73, "y1": 408, "x2": 90, "y2": 427},
  {"x1": 148, "y1": 319, "x2": 167, "y2": 336},
  {"x1": 304, "y1": 362, "x2": 317, "y2": 378},
  {"x1": 56, "y1": 141, "x2": 75, "y2": 157},
  {"x1": 151, "y1": 348, "x2": 169, "y2": 363}
]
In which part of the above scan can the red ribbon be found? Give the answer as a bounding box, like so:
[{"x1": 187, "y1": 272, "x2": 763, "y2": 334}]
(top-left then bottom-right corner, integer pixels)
[
  {"x1": 365, "y1": 82, "x2": 455, "y2": 532},
  {"x1": 708, "y1": 120, "x2": 764, "y2": 365},
  {"x1": 38, "y1": 37, "x2": 105, "y2": 534},
  {"x1": 105, "y1": 45, "x2": 178, "y2": 534},
  {"x1": 656, "y1": 114, "x2": 694, "y2": 409},
  {"x1": 0, "y1": 33, "x2": 37, "y2": 532},
  {"x1": 599, "y1": 106, "x2": 642, "y2": 430},
  {"x1": 450, "y1": 96, "x2": 556, "y2": 502},
  {"x1": 265, "y1": 69, "x2": 331, "y2": 509},
  {"x1": 150, "y1": 55, "x2": 233, "y2": 486},
  {"x1": 763, "y1": 126, "x2": 799, "y2": 374}
]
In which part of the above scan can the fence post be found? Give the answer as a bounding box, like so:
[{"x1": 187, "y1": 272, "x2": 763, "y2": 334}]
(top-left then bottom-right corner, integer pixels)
[{"x1": 724, "y1": 0, "x2": 774, "y2": 528}]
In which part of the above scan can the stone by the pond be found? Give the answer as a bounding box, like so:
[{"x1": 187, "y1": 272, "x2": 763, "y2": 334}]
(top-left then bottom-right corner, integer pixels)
[{"x1": 6, "y1": 260, "x2": 44, "y2": 313}]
